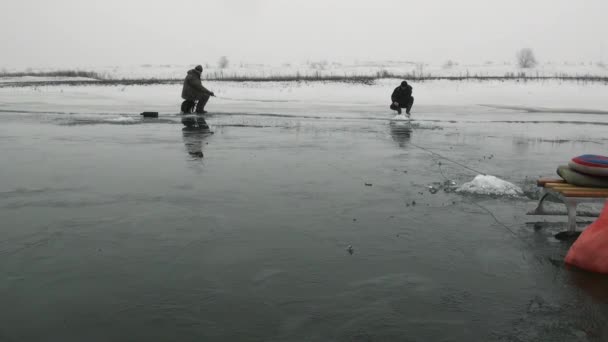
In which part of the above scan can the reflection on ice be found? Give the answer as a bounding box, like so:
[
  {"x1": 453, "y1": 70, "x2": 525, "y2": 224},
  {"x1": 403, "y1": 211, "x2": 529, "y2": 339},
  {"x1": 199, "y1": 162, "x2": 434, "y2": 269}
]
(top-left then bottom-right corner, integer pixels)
[
  {"x1": 389, "y1": 121, "x2": 412, "y2": 147},
  {"x1": 182, "y1": 129, "x2": 213, "y2": 159}
]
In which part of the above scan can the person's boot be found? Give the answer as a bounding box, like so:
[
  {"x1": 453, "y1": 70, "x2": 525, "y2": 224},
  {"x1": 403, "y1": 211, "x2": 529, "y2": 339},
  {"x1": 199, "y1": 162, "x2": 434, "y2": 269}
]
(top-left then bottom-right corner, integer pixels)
[
  {"x1": 195, "y1": 102, "x2": 207, "y2": 114},
  {"x1": 195, "y1": 95, "x2": 210, "y2": 114},
  {"x1": 397, "y1": 108, "x2": 402, "y2": 115},
  {"x1": 406, "y1": 98, "x2": 414, "y2": 115}
]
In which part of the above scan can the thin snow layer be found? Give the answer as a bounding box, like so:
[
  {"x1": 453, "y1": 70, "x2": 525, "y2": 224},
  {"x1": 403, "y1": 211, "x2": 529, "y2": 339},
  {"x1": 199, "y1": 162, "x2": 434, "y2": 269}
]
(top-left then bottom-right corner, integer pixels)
[
  {"x1": 1, "y1": 80, "x2": 608, "y2": 125},
  {"x1": 456, "y1": 175, "x2": 524, "y2": 197},
  {"x1": 5, "y1": 62, "x2": 608, "y2": 80},
  {"x1": 0, "y1": 76, "x2": 98, "y2": 83},
  {"x1": 106, "y1": 116, "x2": 137, "y2": 123}
]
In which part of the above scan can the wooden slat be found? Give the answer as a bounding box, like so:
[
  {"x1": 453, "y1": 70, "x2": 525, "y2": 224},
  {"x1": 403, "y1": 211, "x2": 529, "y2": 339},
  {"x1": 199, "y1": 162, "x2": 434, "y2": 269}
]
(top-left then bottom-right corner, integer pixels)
[
  {"x1": 538, "y1": 177, "x2": 608, "y2": 199},
  {"x1": 545, "y1": 183, "x2": 576, "y2": 189},
  {"x1": 537, "y1": 178, "x2": 565, "y2": 187},
  {"x1": 561, "y1": 190, "x2": 608, "y2": 198},
  {"x1": 550, "y1": 186, "x2": 587, "y2": 191},
  {"x1": 553, "y1": 187, "x2": 608, "y2": 193}
]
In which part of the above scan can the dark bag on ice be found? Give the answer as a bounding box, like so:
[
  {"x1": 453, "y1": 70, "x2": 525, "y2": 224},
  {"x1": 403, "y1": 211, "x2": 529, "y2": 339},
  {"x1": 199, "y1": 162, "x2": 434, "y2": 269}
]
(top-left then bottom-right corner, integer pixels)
[{"x1": 181, "y1": 100, "x2": 196, "y2": 114}]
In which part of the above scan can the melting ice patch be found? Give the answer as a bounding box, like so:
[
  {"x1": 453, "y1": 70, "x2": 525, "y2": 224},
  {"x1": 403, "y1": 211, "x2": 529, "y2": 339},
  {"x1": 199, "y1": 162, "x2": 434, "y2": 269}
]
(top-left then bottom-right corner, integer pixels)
[
  {"x1": 107, "y1": 116, "x2": 137, "y2": 123},
  {"x1": 62, "y1": 115, "x2": 140, "y2": 125},
  {"x1": 456, "y1": 175, "x2": 523, "y2": 197}
]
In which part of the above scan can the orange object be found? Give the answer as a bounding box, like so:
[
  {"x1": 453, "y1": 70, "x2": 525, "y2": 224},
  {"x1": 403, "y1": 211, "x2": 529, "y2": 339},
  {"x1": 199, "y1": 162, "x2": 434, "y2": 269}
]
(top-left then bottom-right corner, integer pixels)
[{"x1": 565, "y1": 200, "x2": 608, "y2": 274}]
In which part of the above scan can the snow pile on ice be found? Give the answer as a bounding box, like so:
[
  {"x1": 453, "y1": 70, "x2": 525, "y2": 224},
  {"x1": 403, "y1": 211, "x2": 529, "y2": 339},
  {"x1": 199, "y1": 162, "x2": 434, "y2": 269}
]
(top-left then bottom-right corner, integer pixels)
[
  {"x1": 391, "y1": 114, "x2": 411, "y2": 121},
  {"x1": 456, "y1": 175, "x2": 523, "y2": 197}
]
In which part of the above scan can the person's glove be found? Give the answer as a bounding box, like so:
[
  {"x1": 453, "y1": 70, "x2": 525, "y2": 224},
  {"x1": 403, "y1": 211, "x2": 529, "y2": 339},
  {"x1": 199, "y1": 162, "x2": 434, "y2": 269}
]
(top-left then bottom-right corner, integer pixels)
[
  {"x1": 393, "y1": 101, "x2": 399, "y2": 106},
  {"x1": 210, "y1": 92, "x2": 215, "y2": 97}
]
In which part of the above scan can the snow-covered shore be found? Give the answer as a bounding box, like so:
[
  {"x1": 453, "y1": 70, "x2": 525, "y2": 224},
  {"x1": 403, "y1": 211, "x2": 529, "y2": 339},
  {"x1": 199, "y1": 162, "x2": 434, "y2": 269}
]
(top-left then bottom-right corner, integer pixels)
[{"x1": 2, "y1": 60, "x2": 607, "y2": 81}]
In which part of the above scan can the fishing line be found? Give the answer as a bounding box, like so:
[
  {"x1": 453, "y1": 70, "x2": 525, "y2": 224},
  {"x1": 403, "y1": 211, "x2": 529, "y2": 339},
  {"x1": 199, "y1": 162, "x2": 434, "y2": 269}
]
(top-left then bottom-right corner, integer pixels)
[
  {"x1": 218, "y1": 95, "x2": 532, "y2": 249},
  {"x1": 431, "y1": 149, "x2": 540, "y2": 255},
  {"x1": 408, "y1": 141, "x2": 488, "y2": 176},
  {"x1": 214, "y1": 93, "x2": 557, "y2": 268}
]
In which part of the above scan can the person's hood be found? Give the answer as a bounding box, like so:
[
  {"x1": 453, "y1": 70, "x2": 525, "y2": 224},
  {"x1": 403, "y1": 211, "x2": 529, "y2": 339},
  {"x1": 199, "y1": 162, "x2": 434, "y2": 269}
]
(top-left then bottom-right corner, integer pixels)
[{"x1": 187, "y1": 69, "x2": 201, "y2": 77}]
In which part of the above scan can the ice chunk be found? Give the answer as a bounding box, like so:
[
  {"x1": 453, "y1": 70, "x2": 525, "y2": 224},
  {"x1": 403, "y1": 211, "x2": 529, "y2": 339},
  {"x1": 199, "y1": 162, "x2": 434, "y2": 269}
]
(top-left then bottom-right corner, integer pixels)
[{"x1": 456, "y1": 175, "x2": 523, "y2": 197}]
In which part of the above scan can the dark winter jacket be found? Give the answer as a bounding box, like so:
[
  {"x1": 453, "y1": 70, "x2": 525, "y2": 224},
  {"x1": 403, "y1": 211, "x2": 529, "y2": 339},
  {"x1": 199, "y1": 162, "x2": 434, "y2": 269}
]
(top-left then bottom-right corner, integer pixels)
[
  {"x1": 181, "y1": 69, "x2": 212, "y2": 100},
  {"x1": 391, "y1": 85, "x2": 413, "y2": 104}
]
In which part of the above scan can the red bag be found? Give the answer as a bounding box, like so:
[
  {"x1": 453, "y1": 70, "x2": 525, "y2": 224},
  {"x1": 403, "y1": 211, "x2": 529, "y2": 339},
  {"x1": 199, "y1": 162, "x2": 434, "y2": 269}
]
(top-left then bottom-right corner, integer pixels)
[{"x1": 565, "y1": 201, "x2": 608, "y2": 274}]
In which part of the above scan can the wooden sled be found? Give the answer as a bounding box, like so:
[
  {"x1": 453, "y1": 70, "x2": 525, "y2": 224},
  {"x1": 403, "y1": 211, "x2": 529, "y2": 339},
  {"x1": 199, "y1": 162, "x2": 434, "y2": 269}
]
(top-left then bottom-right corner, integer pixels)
[{"x1": 531, "y1": 177, "x2": 608, "y2": 232}]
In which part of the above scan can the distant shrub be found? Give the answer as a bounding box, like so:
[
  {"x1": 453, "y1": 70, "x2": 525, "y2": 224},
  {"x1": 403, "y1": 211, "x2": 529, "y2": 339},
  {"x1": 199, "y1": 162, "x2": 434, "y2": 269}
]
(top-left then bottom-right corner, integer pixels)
[
  {"x1": 443, "y1": 60, "x2": 455, "y2": 69},
  {"x1": 0, "y1": 69, "x2": 104, "y2": 79},
  {"x1": 376, "y1": 69, "x2": 390, "y2": 78},
  {"x1": 218, "y1": 56, "x2": 229, "y2": 69},
  {"x1": 516, "y1": 48, "x2": 537, "y2": 68},
  {"x1": 309, "y1": 60, "x2": 328, "y2": 70},
  {"x1": 415, "y1": 63, "x2": 425, "y2": 77}
]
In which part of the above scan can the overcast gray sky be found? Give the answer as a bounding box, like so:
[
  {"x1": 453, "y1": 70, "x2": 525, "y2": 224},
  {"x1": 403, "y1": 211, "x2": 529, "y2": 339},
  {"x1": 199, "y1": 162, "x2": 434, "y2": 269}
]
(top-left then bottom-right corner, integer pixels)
[{"x1": 1, "y1": 0, "x2": 607, "y2": 68}]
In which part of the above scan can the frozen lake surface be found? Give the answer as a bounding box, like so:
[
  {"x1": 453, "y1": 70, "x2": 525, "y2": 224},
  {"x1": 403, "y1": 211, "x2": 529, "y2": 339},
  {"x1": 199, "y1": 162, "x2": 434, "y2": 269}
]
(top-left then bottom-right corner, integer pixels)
[{"x1": 1, "y1": 80, "x2": 608, "y2": 341}]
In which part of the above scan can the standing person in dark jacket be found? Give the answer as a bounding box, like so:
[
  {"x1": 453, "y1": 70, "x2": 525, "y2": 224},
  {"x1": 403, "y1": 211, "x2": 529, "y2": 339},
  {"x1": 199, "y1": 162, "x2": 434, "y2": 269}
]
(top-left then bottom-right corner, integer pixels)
[
  {"x1": 182, "y1": 65, "x2": 215, "y2": 114},
  {"x1": 390, "y1": 81, "x2": 414, "y2": 115}
]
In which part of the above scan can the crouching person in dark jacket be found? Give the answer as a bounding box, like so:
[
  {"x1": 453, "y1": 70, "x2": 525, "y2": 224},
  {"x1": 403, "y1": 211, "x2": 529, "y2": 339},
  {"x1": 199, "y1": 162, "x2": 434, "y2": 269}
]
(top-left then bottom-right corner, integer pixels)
[
  {"x1": 390, "y1": 81, "x2": 414, "y2": 115},
  {"x1": 182, "y1": 65, "x2": 215, "y2": 114}
]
